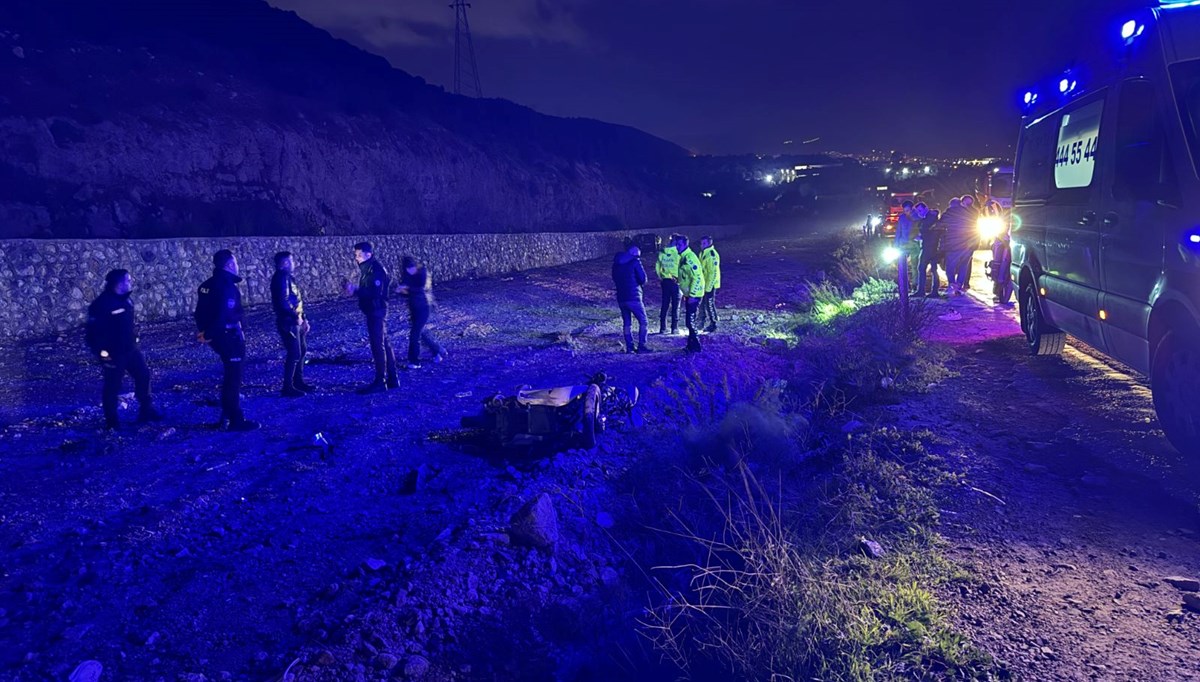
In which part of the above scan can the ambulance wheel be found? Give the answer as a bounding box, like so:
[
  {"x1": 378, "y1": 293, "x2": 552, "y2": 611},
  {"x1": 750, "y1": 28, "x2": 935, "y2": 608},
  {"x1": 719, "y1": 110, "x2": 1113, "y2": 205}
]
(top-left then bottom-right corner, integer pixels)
[
  {"x1": 1020, "y1": 282, "x2": 1065, "y2": 356},
  {"x1": 1152, "y1": 326, "x2": 1200, "y2": 458}
]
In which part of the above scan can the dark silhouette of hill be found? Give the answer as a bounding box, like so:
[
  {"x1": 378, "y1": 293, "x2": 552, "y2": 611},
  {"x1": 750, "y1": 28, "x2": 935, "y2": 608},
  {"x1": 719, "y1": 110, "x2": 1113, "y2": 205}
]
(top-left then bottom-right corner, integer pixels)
[{"x1": 0, "y1": 0, "x2": 711, "y2": 237}]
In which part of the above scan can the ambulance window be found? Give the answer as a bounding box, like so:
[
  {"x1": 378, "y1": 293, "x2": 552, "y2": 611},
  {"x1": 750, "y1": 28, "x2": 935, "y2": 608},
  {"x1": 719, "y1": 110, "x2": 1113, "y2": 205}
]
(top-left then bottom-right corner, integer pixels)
[
  {"x1": 1054, "y1": 98, "x2": 1103, "y2": 190},
  {"x1": 1169, "y1": 59, "x2": 1200, "y2": 177},
  {"x1": 1015, "y1": 117, "x2": 1055, "y2": 201},
  {"x1": 1114, "y1": 79, "x2": 1179, "y2": 204}
]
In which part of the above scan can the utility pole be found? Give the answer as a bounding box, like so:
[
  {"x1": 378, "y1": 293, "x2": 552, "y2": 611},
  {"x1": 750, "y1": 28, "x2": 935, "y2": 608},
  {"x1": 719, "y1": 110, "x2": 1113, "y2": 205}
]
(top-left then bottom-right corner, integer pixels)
[{"x1": 450, "y1": 0, "x2": 482, "y2": 98}]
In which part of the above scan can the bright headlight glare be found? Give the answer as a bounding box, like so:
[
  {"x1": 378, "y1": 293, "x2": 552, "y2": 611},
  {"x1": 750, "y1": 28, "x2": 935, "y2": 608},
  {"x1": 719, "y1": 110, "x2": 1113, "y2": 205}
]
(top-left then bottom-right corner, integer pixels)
[
  {"x1": 978, "y1": 216, "x2": 1003, "y2": 241},
  {"x1": 882, "y1": 246, "x2": 901, "y2": 264}
]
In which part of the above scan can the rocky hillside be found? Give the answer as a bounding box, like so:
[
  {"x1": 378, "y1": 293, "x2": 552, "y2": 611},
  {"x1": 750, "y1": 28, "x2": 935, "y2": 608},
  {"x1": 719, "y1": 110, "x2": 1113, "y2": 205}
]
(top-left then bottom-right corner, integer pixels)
[{"x1": 0, "y1": 0, "x2": 712, "y2": 238}]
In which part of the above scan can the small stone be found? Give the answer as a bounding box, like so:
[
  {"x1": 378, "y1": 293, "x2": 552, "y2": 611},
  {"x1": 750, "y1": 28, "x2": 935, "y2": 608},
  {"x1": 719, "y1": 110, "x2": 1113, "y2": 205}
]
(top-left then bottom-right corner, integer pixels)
[
  {"x1": 509, "y1": 493, "x2": 558, "y2": 549},
  {"x1": 1163, "y1": 576, "x2": 1200, "y2": 592},
  {"x1": 364, "y1": 558, "x2": 387, "y2": 572},
  {"x1": 1167, "y1": 609, "x2": 1186, "y2": 623},
  {"x1": 595, "y1": 512, "x2": 614, "y2": 529},
  {"x1": 859, "y1": 537, "x2": 885, "y2": 559},
  {"x1": 374, "y1": 653, "x2": 398, "y2": 670},
  {"x1": 600, "y1": 567, "x2": 619, "y2": 587},
  {"x1": 1184, "y1": 593, "x2": 1200, "y2": 613},
  {"x1": 404, "y1": 655, "x2": 430, "y2": 678},
  {"x1": 69, "y1": 661, "x2": 102, "y2": 682},
  {"x1": 315, "y1": 650, "x2": 336, "y2": 666}
]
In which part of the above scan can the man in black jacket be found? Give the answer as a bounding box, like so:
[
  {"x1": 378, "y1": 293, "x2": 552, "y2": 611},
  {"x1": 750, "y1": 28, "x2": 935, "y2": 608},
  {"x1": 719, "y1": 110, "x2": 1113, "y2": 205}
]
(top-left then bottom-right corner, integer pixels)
[
  {"x1": 85, "y1": 269, "x2": 162, "y2": 430},
  {"x1": 397, "y1": 255, "x2": 447, "y2": 370},
  {"x1": 345, "y1": 242, "x2": 398, "y2": 393},
  {"x1": 612, "y1": 238, "x2": 649, "y2": 354},
  {"x1": 271, "y1": 251, "x2": 313, "y2": 397},
  {"x1": 195, "y1": 249, "x2": 259, "y2": 431}
]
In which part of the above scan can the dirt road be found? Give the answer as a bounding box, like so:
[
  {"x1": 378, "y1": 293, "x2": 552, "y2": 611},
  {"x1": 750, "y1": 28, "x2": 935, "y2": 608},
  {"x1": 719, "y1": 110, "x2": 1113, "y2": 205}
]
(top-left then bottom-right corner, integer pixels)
[{"x1": 897, "y1": 255, "x2": 1200, "y2": 680}]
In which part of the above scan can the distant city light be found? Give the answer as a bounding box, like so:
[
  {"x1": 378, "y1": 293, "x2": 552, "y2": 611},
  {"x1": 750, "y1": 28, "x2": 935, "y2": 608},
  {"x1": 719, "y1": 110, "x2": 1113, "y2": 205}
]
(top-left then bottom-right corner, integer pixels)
[
  {"x1": 923, "y1": 166, "x2": 930, "y2": 173},
  {"x1": 701, "y1": 191, "x2": 714, "y2": 198},
  {"x1": 764, "y1": 174, "x2": 774, "y2": 184}
]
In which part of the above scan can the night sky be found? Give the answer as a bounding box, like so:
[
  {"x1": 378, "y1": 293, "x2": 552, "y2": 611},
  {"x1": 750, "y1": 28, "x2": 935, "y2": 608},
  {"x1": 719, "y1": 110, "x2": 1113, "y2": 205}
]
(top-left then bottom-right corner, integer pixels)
[{"x1": 268, "y1": 0, "x2": 1149, "y2": 157}]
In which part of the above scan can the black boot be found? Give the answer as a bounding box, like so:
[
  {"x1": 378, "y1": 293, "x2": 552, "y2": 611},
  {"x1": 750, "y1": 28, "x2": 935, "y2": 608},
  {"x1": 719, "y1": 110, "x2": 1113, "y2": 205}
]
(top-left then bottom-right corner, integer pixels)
[{"x1": 137, "y1": 405, "x2": 163, "y2": 423}]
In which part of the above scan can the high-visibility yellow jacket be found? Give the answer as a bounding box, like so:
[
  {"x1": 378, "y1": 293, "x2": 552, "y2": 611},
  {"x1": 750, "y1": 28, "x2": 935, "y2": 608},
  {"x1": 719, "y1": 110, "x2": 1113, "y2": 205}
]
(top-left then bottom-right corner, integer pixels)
[
  {"x1": 677, "y1": 248, "x2": 706, "y2": 299},
  {"x1": 701, "y1": 246, "x2": 721, "y2": 292},
  {"x1": 655, "y1": 246, "x2": 680, "y2": 280}
]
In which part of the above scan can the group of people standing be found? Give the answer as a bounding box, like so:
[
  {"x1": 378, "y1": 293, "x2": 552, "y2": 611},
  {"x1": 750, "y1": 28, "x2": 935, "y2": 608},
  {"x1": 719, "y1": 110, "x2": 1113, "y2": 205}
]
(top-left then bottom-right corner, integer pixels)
[
  {"x1": 894, "y1": 194, "x2": 1007, "y2": 300},
  {"x1": 612, "y1": 233, "x2": 721, "y2": 354},
  {"x1": 84, "y1": 233, "x2": 725, "y2": 432},
  {"x1": 85, "y1": 242, "x2": 443, "y2": 431}
]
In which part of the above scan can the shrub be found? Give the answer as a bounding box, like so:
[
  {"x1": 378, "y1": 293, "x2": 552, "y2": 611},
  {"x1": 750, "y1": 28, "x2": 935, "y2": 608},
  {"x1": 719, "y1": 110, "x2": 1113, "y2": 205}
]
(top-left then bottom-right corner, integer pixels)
[{"x1": 640, "y1": 431, "x2": 993, "y2": 682}]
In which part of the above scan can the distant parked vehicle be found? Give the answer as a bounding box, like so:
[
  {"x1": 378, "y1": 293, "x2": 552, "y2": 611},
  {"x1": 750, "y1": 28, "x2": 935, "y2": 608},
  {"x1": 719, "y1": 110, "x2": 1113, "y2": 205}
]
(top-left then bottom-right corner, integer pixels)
[{"x1": 1010, "y1": 1, "x2": 1200, "y2": 457}]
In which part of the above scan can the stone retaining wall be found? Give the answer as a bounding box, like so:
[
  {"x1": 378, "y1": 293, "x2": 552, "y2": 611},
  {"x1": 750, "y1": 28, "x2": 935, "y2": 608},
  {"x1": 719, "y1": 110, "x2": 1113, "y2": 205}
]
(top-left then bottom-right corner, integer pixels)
[{"x1": 0, "y1": 226, "x2": 741, "y2": 340}]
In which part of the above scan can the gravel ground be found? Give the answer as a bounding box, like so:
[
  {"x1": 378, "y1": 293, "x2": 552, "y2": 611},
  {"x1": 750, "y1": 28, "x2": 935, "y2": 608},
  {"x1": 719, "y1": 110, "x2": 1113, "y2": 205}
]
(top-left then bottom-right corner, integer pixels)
[{"x1": 3, "y1": 236, "x2": 1198, "y2": 681}]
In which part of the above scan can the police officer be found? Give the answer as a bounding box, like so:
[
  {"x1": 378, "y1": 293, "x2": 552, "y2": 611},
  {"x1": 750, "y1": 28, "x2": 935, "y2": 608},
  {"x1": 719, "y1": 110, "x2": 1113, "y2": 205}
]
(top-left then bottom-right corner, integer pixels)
[
  {"x1": 697, "y1": 235, "x2": 721, "y2": 333},
  {"x1": 271, "y1": 251, "x2": 313, "y2": 397},
  {"x1": 674, "y1": 234, "x2": 706, "y2": 353},
  {"x1": 655, "y1": 234, "x2": 682, "y2": 335},
  {"x1": 345, "y1": 241, "x2": 398, "y2": 393},
  {"x1": 194, "y1": 249, "x2": 259, "y2": 431},
  {"x1": 85, "y1": 269, "x2": 162, "y2": 430}
]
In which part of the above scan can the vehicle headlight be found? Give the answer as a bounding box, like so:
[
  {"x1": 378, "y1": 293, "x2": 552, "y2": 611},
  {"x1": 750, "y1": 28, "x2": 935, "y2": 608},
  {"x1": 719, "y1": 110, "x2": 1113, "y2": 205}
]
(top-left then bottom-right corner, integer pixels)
[
  {"x1": 882, "y1": 246, "x2": 901, "y2": 263},
  {"x1": 870, "y1": 216, "x2": 882, "y2": 227},
  {"x1": 978, "y1": 216, "x2": 1003, "y2": 241}
]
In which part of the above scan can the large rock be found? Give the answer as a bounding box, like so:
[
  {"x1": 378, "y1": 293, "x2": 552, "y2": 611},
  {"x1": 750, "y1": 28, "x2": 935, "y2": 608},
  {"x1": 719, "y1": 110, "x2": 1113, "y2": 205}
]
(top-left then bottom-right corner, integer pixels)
[{"x1": 509, "y1": 493, "x2": 559, "y2": 549}]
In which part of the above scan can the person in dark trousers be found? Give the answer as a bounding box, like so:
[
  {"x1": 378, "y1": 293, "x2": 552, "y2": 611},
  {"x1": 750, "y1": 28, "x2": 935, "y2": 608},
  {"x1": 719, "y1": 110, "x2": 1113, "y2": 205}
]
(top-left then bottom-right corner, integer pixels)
[
  {"x1": 915, "y1": 204, "x2": 943, "y2": 298},
  {"x1": 655, "y1": 234, "x2": 682, "y2": 334},
  {"x1": 397, "y1": 255, "x2": 447, "y2": 369},
  {"x1": 271, "y1": 251, "x2": 313, "y2": 397},
  {"x1": 941, "y1": 197, "x2": 975, "y2": 297},
  {"x1": 345, "y1": 242, "x2": 398, "y2": 393},
  {"x1": 697, "y1": 235, "x2": 721, "y2": 332},
  {"x1": 674, "y1": 234, "x2": 706, "y2": 353},
  {"x1": 85, "y1": 269, "x2": 162, "y2": 430},
  {"x1": 194, "y1": 249, "x2": 259, "y2": 431},
  {"x1": 612, "y1": 237, "x2": 649, "y2": 353}
]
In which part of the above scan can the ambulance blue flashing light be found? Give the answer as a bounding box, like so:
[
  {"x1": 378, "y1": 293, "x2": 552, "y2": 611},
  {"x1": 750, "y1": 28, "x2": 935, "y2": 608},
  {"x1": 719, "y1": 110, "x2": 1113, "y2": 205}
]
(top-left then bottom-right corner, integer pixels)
[{"x1": 1059, "y1": 78, "x2": 1078, "y2": 95}]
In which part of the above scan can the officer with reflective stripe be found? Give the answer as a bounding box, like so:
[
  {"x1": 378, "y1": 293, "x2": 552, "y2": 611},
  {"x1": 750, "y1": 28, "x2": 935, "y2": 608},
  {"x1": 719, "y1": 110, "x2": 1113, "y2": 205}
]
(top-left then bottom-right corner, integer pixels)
[
  {"x1": 697, "y1": 235, "x2": 721, "y2": 333},
  {"x1": 674, "y1": 234, "x2": 706, "y2": 353},
  {"x1": 85, "y1": 269, "x2": 162, "y2": 430},
  {"x1": 195, "y1": 249, "x2": 259, "y2": 431},
  {"x1": 655, "y1": 234, "x2": 682, "y2": 334}
]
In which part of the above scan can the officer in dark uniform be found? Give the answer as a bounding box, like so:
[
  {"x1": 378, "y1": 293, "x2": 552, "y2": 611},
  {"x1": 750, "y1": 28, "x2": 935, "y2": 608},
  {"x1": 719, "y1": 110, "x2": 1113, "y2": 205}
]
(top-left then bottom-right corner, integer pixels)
[
  {"x1": 271, "y1": 251, "x2": 314, "y2": 397},
  {"x1": 345, "y1": 241, "x2": 398, "y2": 394},
  {"x1": 85, "y1": 269, "x2": 162, "y2": 430},
  {"x1": 194, "y1": 249, "x2": 260, "y2": 431}
]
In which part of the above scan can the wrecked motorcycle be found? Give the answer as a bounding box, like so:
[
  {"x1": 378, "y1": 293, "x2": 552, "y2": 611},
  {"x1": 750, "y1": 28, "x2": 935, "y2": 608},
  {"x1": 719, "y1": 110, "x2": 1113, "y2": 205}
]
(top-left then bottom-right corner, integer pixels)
[{"x1": 460, "y1": 372, "x2": 640, "y2": 452}]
